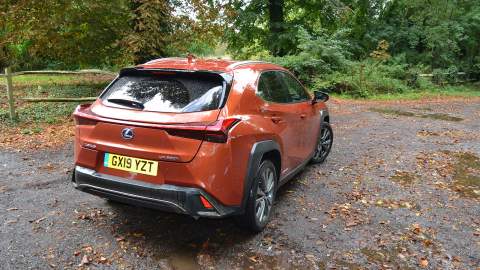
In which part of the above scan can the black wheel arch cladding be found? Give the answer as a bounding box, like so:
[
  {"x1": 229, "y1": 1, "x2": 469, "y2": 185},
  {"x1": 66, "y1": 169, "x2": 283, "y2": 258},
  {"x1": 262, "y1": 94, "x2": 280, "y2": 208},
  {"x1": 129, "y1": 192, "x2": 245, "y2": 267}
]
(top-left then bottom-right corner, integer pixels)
[{"x1": 241, "y1": 140, "x2": 281, "y2": 211}]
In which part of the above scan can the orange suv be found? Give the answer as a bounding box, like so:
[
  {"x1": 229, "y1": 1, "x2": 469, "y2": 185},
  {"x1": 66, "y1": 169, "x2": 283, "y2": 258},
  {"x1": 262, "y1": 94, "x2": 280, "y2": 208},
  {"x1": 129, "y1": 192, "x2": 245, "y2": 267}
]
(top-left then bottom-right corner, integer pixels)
[{"x1": 72, "y1": 58, "x2": 332, "y2": 231}]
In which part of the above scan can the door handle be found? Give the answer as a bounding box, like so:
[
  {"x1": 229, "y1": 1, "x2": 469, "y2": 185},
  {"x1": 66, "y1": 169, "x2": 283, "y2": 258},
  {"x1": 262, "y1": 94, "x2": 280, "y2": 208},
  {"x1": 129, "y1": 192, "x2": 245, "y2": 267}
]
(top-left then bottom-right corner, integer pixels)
[
  {"x1": 300, "y1": 113, "x2": 307, "y2": 119},
  {"x1": 270, "y1": 116, "x2": 282, "y2": 123}
]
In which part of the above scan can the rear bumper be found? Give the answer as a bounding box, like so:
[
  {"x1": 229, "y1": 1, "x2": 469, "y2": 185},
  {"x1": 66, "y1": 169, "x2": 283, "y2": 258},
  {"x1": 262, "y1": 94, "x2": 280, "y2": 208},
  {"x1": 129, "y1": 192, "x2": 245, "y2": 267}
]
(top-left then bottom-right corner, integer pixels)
[{"x1": 72, "y1": 166, "x2": 240, "y2": 218}]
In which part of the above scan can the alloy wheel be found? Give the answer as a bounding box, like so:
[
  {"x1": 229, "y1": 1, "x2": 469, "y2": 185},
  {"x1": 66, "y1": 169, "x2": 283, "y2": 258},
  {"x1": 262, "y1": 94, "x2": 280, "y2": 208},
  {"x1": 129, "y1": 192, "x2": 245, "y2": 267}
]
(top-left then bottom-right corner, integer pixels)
[
  {"x1": 255, "y1": 166, "x2": 275, "y2": 224},
  {"x1": 313, "y1": 125, "x2": 333, "y2": 161}
]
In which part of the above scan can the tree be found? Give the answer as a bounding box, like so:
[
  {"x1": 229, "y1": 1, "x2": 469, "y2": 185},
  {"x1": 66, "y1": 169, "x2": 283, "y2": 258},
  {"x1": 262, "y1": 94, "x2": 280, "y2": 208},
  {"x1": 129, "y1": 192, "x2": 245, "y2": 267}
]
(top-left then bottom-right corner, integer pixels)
[
  {"x1": 126, "y1": 0, "x2": 174, "y2": 64},
  {"x1": 1, "y1": 0, "x2": 130, "y2": 70}
]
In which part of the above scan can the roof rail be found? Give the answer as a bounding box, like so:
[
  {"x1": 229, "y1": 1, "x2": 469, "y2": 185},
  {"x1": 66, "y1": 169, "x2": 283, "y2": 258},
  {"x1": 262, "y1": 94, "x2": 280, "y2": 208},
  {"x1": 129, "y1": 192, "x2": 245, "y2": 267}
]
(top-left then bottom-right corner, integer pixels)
[{"x1": 227, "y1": 60, "x2": 272, "y2": 70}]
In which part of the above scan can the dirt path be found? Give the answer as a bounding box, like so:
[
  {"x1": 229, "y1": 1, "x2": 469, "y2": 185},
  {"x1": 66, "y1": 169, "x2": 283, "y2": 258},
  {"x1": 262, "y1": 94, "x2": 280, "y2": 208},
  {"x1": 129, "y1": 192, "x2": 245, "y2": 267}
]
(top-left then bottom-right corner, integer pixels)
[{"x1": 1, "y1": 98, "x2": 479, "y2": 269}]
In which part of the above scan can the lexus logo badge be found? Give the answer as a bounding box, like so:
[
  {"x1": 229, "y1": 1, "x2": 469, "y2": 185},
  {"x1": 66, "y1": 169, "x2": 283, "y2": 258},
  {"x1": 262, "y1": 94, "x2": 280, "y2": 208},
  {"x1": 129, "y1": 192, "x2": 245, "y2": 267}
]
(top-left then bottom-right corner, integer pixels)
[{"x1": 121, "y1": 128, "x2": 134, "y2": 140}]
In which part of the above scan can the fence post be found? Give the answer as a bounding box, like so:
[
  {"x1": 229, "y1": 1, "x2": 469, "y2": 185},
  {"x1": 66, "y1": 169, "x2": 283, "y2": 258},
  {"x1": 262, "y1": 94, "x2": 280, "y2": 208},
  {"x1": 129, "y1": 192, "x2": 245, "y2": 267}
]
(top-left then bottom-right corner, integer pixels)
[{"x1": 5, "y1": 67, "x2": 16, "y2": 120}]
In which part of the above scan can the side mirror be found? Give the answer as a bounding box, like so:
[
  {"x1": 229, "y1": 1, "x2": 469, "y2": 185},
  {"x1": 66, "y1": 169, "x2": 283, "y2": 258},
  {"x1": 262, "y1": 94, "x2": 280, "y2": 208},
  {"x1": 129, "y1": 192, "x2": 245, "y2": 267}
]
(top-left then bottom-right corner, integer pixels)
[{"x1": 312, "y1": 91, "x2": 329, "y2": 103}]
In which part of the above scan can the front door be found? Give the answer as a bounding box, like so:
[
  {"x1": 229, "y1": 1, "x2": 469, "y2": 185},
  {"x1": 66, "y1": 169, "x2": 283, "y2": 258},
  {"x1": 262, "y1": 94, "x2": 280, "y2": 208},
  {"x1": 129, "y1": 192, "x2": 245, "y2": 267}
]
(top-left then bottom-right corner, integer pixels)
[
  {"x1": 278, "y1": 71, "x2": 320, "y2": 159},
  {"x1": 256, "y1": 71, "x2": 304, "y2": 174}
]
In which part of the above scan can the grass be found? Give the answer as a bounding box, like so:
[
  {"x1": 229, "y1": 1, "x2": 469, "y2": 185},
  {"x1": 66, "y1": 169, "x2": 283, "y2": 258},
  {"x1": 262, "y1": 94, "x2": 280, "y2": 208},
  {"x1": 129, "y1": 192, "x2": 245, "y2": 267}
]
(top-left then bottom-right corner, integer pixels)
[
  {"x1": 1, "y1": 73, "x2": 113, "y2": 87},
  {"x1": 0, "y1": 74, "x2": 111, "y2": 127},
  {"x1": 331, "y1": 84, "x2": 480, "y2": 100}
]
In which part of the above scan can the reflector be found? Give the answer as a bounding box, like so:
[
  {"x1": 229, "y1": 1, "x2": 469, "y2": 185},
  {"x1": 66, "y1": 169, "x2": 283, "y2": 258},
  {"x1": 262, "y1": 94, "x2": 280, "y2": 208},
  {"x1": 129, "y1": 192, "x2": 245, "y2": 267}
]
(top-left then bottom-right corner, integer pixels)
[{"x1": 199, "y1": 195, "x2": 213, "y2": 209}]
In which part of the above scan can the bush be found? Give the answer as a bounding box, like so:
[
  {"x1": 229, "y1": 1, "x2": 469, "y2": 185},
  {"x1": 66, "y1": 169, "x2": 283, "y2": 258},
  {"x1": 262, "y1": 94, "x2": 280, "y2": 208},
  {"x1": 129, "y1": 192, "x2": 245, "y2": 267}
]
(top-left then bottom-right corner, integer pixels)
[
  {"x1": 262, "y1": 28, "x2": 351, "y2": 86},
  {"x1": 312, "y1": 61, "x2": 432, "y2": 98}
]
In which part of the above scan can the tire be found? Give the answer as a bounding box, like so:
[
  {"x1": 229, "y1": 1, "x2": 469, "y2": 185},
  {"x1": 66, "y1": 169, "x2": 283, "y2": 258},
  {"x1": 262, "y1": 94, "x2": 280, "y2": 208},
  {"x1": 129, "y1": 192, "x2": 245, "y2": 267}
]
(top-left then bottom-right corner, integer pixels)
[
  {"x1": 311, "y1": 122, "x2": 333, "y2": 164},
  {"x1": 236, "y1": 159, "x2": 277, "y2": 232}
]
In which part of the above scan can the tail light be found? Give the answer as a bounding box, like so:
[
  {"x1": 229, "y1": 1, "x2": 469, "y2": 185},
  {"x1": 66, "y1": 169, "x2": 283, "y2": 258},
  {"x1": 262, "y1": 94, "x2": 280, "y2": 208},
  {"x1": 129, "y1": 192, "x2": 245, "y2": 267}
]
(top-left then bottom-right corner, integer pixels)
[
  {"x1": 73, "y1": 104, "x2": 97, "y2": 126},
  {"x1": 74, "y1": 116, "x2": 97, "y2": 126},
  {"x1": 204, "y1": 118, "x2": 241, "y2": 143},
  {"x1": 165, "y1": 118, "x2": 241, "y2": 143}
]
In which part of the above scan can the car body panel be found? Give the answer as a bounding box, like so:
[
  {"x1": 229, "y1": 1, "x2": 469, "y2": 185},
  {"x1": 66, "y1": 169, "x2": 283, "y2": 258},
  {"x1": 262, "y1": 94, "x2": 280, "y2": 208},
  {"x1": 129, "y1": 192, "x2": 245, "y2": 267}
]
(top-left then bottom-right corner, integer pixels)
[{"x1": 73, "y1": 58, "x2": 330, "y2": 216}]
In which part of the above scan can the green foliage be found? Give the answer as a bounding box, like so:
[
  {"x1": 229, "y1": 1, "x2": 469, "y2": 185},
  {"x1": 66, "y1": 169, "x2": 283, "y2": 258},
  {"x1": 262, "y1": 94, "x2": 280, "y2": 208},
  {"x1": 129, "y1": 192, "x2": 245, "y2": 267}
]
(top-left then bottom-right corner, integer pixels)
[
  {"x1": 2, "y1": 0, "x2": 480, "y2": 99},
  {"x1": 2, "y1": 0, "x2": 226, "y2": 69},
  {"x1": 225, "y1": 0, "x2": 480, "y2": 97},
  {"x1": 265, "y1": 28, "x2": 351, "y2": 85},
  {"x1": 17, "y1": 103, "x2": 77, "y2": 124},
  {"x1": 126, "y1": 0, "x2": 174, "y2": 64},
  {"x1": 2, "y1": 0, "x2": 131, "y2": 70},
  {"x1": 313, "y1": 60, "x2": 435, "y2": 98},
  {"x1": 0, "y1": 75, "x2": 109, "y2": 126}
]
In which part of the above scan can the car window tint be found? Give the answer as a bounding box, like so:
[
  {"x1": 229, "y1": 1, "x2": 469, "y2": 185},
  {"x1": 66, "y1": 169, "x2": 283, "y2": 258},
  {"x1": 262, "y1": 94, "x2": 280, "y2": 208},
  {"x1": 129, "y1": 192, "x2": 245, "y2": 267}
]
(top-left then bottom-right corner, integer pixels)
[
  {"x1": 102, "y1": 73, "x2": 224, "y2": 113},
  {"x1": 257, "y1": 71, "x2": 292, "y2": 103},
  {"x1": 279, "y1": 72, "x2": 310, "y2": 102}
]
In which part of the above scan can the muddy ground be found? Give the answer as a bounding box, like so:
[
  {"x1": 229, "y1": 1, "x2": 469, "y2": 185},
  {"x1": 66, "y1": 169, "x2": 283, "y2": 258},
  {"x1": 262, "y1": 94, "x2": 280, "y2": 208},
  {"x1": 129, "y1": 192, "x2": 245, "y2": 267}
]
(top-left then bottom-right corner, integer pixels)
[{"x1": 1, "y1": 98, "x2": 479, "y2": 269}]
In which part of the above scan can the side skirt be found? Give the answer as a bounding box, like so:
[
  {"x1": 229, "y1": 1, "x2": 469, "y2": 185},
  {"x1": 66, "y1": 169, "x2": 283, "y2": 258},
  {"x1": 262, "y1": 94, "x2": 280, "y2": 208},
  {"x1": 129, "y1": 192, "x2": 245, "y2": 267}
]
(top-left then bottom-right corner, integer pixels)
[{"x1": 278, "y1": 150, "x2": 315, "y2": 186}]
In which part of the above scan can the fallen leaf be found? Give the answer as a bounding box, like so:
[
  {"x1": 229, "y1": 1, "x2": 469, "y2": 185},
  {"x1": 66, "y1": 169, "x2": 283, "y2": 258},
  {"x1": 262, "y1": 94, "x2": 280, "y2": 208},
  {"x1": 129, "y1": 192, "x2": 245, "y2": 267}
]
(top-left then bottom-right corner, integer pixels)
[
  {"x1": 6, "y1": 220, "x2": 18, "y2": 225},
  {"x1": 79, "y1": 255, "x2": 90, "y2": 266},
  {"x1": 29, "y1": 216, "x2": 47, "y2": 224},
  {"x1": 412, "y1": 223, "x2": 422, "y2": 234},
  {"x1": 132, "y1": 232, "x2": 144, "y2": 237},
  {"x1": 83, "y1": 246, "x2": 93, "y2": 253},
  {"x1": 419, "y1": 257, "x2": 428, "y2": 268}
]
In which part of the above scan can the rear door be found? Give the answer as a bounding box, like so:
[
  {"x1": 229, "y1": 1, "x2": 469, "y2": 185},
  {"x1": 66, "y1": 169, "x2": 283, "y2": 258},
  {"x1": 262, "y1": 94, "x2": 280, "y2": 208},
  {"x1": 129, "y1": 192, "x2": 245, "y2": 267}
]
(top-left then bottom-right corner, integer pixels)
[{"x1": 76, "y1": 70, "x2": 230, "y2": 176}]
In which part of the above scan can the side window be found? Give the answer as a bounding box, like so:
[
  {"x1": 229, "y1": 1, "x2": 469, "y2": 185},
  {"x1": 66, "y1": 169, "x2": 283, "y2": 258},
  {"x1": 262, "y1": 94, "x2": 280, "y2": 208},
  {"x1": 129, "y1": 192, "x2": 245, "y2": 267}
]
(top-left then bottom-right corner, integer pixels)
[
  {"x1": 279, "y1": 72, "x2": 310, "y2": 102},
  {"x1": 257, "y1": 71, "x2": 292, "y2": 103}
]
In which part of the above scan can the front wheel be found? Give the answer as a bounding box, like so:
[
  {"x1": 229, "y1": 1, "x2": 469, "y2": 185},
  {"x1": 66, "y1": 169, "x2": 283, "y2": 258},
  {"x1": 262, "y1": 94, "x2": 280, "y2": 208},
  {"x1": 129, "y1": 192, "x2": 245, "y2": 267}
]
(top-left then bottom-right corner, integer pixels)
[
  {"x1": 236, "y1": 160, "x2": 277, "y2": 232},
  {"x1": 311, "y1": 122, "x2": 333, "y2": 164}
]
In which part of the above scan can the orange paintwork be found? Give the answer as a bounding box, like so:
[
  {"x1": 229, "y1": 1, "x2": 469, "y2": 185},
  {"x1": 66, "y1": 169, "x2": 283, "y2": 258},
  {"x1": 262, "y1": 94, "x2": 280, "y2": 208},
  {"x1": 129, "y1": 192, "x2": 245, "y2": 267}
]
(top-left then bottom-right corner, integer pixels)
[{"x1": 73, "y1": 58, "x2": 327, "y2": 206}]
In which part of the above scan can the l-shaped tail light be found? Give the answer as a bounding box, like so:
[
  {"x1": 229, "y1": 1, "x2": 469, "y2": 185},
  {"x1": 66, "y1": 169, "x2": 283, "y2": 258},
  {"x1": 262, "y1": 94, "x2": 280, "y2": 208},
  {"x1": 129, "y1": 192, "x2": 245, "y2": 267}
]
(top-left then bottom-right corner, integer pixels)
[
  {"x1": 204, "y1": 118, "x2": 241, "y2": 143},
  {"x1": 165, "y1": 117, "x2": 241, "y2": 143}
]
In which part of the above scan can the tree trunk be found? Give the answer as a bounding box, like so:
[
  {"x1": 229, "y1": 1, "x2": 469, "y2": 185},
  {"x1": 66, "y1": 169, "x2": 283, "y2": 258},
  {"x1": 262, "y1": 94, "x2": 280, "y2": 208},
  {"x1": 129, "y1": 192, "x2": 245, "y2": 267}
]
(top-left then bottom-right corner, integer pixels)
[{"x1": 268, "y1": 0, "x2": 286, "y2": 56}]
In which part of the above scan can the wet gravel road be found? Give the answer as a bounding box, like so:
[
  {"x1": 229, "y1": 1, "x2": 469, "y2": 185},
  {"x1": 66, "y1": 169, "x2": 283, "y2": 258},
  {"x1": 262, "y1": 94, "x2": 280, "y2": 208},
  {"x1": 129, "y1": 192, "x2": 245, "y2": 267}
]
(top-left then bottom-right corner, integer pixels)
[{"x1": 1, "y1": 98, "x2": 479, "y2": 269}]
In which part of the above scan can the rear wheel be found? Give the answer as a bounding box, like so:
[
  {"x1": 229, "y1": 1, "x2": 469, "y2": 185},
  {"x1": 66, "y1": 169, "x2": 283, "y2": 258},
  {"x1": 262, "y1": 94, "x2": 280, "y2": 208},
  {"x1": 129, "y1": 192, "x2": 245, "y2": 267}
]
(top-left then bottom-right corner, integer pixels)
[
  {"x1": 237, "y1": 160, "x2": 277, "y2": 232},
  {"x1": 311, "y1": 122, "x2": 333, "y2": 164}
]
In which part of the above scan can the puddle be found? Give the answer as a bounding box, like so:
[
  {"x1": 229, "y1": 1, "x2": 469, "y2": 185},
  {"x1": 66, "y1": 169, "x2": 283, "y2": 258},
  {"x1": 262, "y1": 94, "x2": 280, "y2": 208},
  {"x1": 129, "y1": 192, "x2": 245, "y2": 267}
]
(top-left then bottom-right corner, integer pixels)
[
  {"x1": 370, "y1": 108, "x2": 463, "y2": 122},
  {"x1": 370, "y1": 108, "x2": 415, "y2": 117},
  {"x1": 427, "y1": 113, "x2": 463, "y2": 122},
  {"x1": 451, "y1": 152, "x2": 480, "y2": 198},
  {"x1": 390, "y1": 171, "x2": 418, "y2": 186},
  {"x1": 151, "y1": 244, "x2": 201, "y2": 270},
  {"x1": 361, "y1": 246, "x2": 414, "y2": 270},
  {"x1": 413, "y1": 107, "x2": 433, "y2": 111},
  {"x1": 237, "y1": 251, "x2": 319, "y2": 269},
  {"x1": 417, "y1": 151, "x2": 480, "y2": 198},
  {"x1": 333, "y1": 259, "x2": 363, "y2": 270},
  {"x1": 168, "y1": 250, "x2": 200, "y2": 270}
]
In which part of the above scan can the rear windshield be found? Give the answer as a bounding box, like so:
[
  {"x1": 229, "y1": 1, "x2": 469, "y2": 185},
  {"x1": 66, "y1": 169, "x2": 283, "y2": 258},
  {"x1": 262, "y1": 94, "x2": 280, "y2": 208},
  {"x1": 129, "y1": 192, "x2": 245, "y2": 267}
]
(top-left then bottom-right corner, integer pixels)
[{"x1": 101, "y1": 72, "x2": 226, "y2": 113}]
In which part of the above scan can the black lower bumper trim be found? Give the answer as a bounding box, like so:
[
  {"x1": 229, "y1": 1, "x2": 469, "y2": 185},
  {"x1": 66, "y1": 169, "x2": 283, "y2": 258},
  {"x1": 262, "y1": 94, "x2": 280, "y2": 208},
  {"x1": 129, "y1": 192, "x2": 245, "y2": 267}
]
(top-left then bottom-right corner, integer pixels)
[{"x1": 73, "y1": 166, "x2": 240, "y2": 218}]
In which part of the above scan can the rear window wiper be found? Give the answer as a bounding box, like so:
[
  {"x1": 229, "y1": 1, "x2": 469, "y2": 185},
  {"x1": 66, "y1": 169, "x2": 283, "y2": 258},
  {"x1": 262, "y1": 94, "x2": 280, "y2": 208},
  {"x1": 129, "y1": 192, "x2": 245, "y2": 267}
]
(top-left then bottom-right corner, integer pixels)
[{"x1": 107, "y1": 98, "x2": 144, "y2": 110}]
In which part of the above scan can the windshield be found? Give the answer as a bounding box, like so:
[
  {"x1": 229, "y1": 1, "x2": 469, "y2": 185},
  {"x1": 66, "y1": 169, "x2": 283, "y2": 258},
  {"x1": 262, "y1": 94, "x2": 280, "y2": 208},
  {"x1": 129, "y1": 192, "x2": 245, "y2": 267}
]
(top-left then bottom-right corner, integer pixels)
[{"x1": 101, "y1": 72, "x2": 226, "y2": 113}]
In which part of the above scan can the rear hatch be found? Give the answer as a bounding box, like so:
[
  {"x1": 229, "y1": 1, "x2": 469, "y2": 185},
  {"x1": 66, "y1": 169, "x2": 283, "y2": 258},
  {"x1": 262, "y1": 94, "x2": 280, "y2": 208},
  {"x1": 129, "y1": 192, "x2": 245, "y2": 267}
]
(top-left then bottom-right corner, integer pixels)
[{"x1": 75, "y1": 68, "x2": 232, "y2": 163}]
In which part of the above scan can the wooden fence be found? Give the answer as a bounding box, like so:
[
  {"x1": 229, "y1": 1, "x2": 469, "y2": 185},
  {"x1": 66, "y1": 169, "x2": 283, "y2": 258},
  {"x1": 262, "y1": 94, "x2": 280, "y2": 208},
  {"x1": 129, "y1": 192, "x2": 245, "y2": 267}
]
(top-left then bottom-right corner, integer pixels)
[{"x1": 1, "y1": 67, "x2": 116, "y2": 120}]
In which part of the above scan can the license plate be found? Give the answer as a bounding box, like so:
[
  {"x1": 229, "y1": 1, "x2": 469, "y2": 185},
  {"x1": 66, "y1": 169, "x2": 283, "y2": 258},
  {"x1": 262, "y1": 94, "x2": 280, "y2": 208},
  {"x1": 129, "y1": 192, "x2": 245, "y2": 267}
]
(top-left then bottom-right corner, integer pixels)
[{"x1": 103, "y1": 153, "x2": 158, "y2": 176}]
